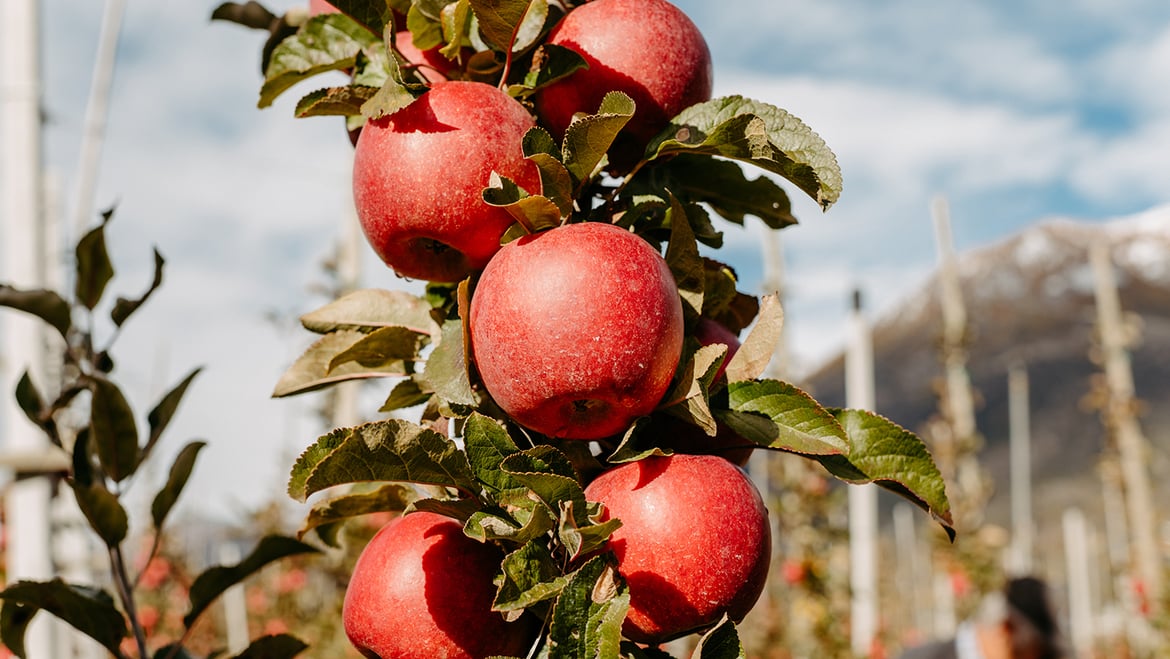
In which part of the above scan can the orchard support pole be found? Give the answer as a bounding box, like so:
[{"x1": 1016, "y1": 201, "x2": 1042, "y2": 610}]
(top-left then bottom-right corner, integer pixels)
[
  {"x1": 0, "y1": 0, "x2": 56, "y2": 655},
  {"x1": 1063, "y1": 507, "x2": 1095, "y2": 658},
  {"x1": 1089, "y1": 242, "x2": 1163, "y2": 615},
  {"x1": 846, "y1": 289, "x2": 878, "y2": 657},
  {"x1": 1007, "y1": 365, "x2": 1033, "y2": 575},
  {"x1": 893, "y1": 503, "x2": 929, "y2": 640},
  {"x1": 71, "y1": 0, "x2": 125, "y2": 238}
]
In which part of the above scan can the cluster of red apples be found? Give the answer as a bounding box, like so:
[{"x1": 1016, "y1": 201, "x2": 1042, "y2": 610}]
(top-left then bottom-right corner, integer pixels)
[{"x1": 237, "y1": 0, "x2": 858, "y2": 655}]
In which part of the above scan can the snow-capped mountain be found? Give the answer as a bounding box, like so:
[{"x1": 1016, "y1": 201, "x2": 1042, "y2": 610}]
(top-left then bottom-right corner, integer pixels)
[{"x1": 804, "y1": 204, "x2": 1170, "y2": 527}]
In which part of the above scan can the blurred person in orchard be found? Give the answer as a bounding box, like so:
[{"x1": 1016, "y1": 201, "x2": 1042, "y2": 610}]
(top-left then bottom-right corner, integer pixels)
[{"x1": 899, "y1": 576, "x2": 1063, "y2": 659}]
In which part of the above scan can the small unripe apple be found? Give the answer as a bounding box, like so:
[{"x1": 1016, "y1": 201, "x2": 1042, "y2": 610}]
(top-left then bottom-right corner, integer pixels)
[
  {"x1": 343, "y1": 511, "x2": 536, "y2": 659},
  {"x1": 469, "y1": 222, "x2": 684, "y2": 439},
  {"x1": 352, "y1": 81, "x2": 541, "y2": 282},
  {"x1": 662, "y1": 317, "x2": 755, "y2": 465},
  {"x1": 584, "y1": 453, "x2": 771, "y2": 644},
  {"x1": 534, "y1": 0, "x2": 713, "y2": 170}
]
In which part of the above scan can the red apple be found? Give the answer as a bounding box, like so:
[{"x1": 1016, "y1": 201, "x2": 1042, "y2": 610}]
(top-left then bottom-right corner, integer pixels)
[
  {"x1": 343, "y1": 511, "x2": 536, "y2": 659},
  {"x1": 468, "y1": 222, "x2": 684, "y2": 439},
  {"x1": 662, "y1": 317, "x2": 755, "y2": 465},
  {"x1": 584, "y1": 454, "x2": 771, "y2": 644},
  {"x1": 352, "y1": 81, "x2": 541, "y2": 282},
  {"x1": 308, "y1": 0, "x2": 338, "y2": 15},
  {"x1": 533, "y1": 0, "x2": 713, "y2": 170}
]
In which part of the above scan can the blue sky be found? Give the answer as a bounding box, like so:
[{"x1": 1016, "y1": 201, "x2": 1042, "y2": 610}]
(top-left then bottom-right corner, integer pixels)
[{"x1": 11, "y1": 0, "x2": 1170, "y2": 520}]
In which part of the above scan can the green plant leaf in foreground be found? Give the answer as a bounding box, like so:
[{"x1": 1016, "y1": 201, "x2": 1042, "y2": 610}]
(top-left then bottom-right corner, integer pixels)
[
  {"x1": 723, "y1": 293, "x2": 783, "y2": 383},
  {"x1": 151, "y1": 440, "x2": 207, "y2": 531},
  {"x1": 646, "y1": 96, "x2": 843, "y2": 210},
  {"x1": 493, "y1": 540, "x2": 568, "y2": 615},
  {"x1": 88, "y1": 376, "x2": 140, "y2": 483},
  {"x1": 288, "y1": 418, "x2": 478, "y2": 502},
  {"x1": 0, "y1": 285, "x2": 72, "y2": 338},
  {"x1": 230, "y1": 633, "x2": 310, "y2": 659},
  {"x1": 829, "y1": 408, "x2": 955, "y2": 540},
  {"x1": 111, "y1": 247, "x2": 165, "y2": 327},
  {"x1": 546, "y1": 554, "x2": 629, "y2": 659},
  {"x1": 642, "y1": 154, "x2": 797, "y2": 229},
  {"x1": 416, "y1": 319, "x2": 477, "y2": 407},
  {"x1": 184, "y1": 536, "x2": 319, "y2": 628},
  {"x1": 74, "y1": 212, "x2": 115, "y2": 311},
  {"x1": 0, "y1": 579, "x2": 128, "y2": 658}
]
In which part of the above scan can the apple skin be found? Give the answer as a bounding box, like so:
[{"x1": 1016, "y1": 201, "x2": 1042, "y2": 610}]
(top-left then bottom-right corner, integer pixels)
[
  {"x1": 584, "y1": 453, "x2": 771, "y2": 644},
  {"x1": 343, "y1": 511, "x2": 537, "y2": 659},
  {"x1": 533, "y1": 0, "x2": 713, "y2": 170},
  {"x1": 662, "y1": 318, "x2": 756, "y2": 466},
  {"x1": 469, "y1": 222, "x2": 684, "y2": 439},
  {"x1": 352, "y1": 81, "x2": 541, "y2": 282}
]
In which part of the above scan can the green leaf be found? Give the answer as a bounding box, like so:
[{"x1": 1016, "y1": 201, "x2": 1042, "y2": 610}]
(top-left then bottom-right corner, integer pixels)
[
  {"x1": 464, "y1": 504, "x2": 555, "y2": 544},
  {"x1": 151, "y1": 441, "x2": 207, "y2": 531},
  {"x1": 301, "y1": 288, "x2": 439, "y2": 336},
  {"x1": 259, "y1": 14, "x2": 382, "y2": 109},
  {"x1": 70, "y1": 478, "x2": 129, "y2": 547},
  {"x1": 720, "y1": 379, "x2": 849, "y2": 455},
  {"x1": 111, "y1": 247, "x2": 165, "y2": 327},
  {"x1": 724, "y1": 293, "x2": 783, "y2": 383},
  {"x1": 88, "y1": 376, "x2": 140, "y2": 482},
  {"x1": 523, "y1": 129, "x2": 574, "y2": 216},
  {"x1": 288, "y1": 418, "x2": 478, "y2": 502},
  {"x1": 407, "y1": 1, "x2": 444, "y2": 50},
  {"x1": 184, "y1": 536, "x2": 319, "y2": 628},
  {"x1": 75, "y1": 214, "x2": 115, "y2": 311},
  {"x1": 664, "y1": 193, "x2": 704, "y2": 320},
  {"x1": 641, "y1": 154, "x2": 796, "y2": 229},
  {"x1": 658, "y1": 343, "x2": 726, "y2": 434},
  {"x1": 691, "y1": 615, "x2": 746, "y2": 659},
  {"x1": 416, "y1": 319, "x2": 476, "y2": 407},
  {"x1": 0, "y1": 579, "x2": 127, "y2": 656},
  {"x1": 468, "y1": 0, "x2": 529, "y2": 51},
  {"x1": 606, "y1": 417, "x2": 673, "y2": 465},
  {"x1": 438, "y1": 0, "x2": 473, "y2": 60},
  {"x1": 378, "y1": 378, "x2": 431, "y2": 412},
  {"x1": 328, "y1": 325, "x2": 430, "y2": 371},
  {"x1": 360, "y1": 65, "x2": 419, "y2": 121},
  {"x1": 14, "y1": 371, "x2": 47, "y2": 434},
  {"x1": 273, "y1": 330, "x2": 411, "y2": 398},
  {"x1": 546, "y1": 555, "x2": 629, "y2": 659},
  {"x1": 646, "y1": 96, "x2": 843, "y2": 210},
  {"x1": 407, "y1": 496, "x2": 484, "y2": 521},
  {"x1": 557, "y1": 500, "x2": 622, "y2": 561},
  {"x1": 298, "y1": 483, "x2": 417, "y2": 542},
  {"x1": 145, "y1": 367, "x2": 202, "y2": 457},
  {"x1": 493, "y1": 540, "x2": 568, "y2": 613},
  {"x1": 469, "y1": 0, "x2": 547, "y2": 53},
  {"x1": 0, "y1": 285, "x2": 72, "y2": 338},
  {"x1": 562, "y1": 92, "x2": 635, "y2": 184},
  {"x1": 514, "y1": 43, "x2": 588, "y2": 95},
  {"x1": 482, "y1": 173, "x2": 563, "y2": 233},
  {"x1": 701, "y1": 262, "x2": 758, "y2": 335},
  {"x1": 321, "y1": 0, "x2": 395, "y2": 36},
  {"x1": 0, "y1": 600, "x2": 35, "y2": 659},
  {"x1": 830, "y1": 408, "x2": 955, "y2": 540},
  {"x1": 463, "y1": 412, "x2": 523, "y2": 492},
  {"x1": 501, "y1": 446, "x2": 588, "y2": 525},
  {"x1": 230, "y1": 634, "x2": 309, "y2": 659},
  {"x1": 294, "y1": 85, "x2": 379, "y2": 117}
]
